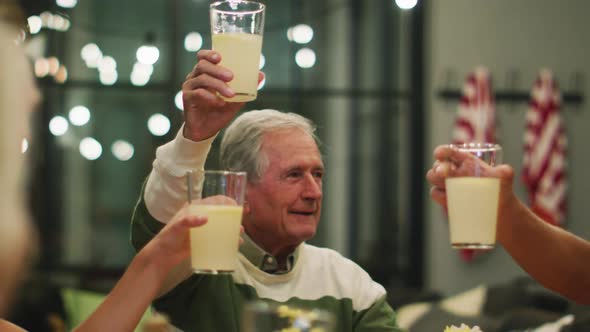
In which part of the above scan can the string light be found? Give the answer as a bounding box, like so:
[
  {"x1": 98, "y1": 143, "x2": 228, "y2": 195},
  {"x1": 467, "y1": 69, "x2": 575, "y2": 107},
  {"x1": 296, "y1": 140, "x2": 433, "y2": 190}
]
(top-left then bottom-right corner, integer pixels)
[
  {"x1": 147, "y1": 114, "x2": 170, "y2": 136},
  {"x1": 69, "y1": 106, "x2": 91, "y2": 126},
  {"x1": 56, "y1": 0, "x2": 78, "y2": 8},
  {"x1": 79, "y1": 137, "x2": 103, "y2": 160},
  {"x1": 175, "y1": 91, "x2": 184, "y2": 111},
  {"x1": 395, "y1": 0, "x2": 418, "y2": 10},
  {"x1": 289, "y1": 24, "x2": 314, "y2": 44},
  {"x1": 184, "y1": 32, "x2": 203, "y2": 52},
  {"x1": 259, "y1": 53, "x2": 265, "y2": 69},
  {"x1": 49, "y1": 116, "x2": 69, "y2": 136},
  {"x1": 111, "y1": 140, "x2": 134, "y2": 161},
  {"x1": 295, "y1": 48, "x2": 316, "y2": 69},
  {"x1": 27, "y1": 16, "x2": 42, "y2": 34}
]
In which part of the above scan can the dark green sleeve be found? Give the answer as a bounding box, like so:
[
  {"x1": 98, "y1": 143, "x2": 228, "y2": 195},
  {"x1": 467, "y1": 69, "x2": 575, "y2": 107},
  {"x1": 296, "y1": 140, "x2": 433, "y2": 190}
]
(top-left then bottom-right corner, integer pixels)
[
  {"x1": 130, "y1": 177, "x2": 165, "y2": 252},
  {"x1": 353, "y1": 295, "x2": 404, "y2": 332}
]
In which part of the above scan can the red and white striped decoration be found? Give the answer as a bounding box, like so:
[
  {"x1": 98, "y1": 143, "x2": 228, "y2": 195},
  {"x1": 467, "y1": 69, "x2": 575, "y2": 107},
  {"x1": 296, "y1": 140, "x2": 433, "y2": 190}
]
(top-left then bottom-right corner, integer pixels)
[
  {"x1": 452, "y1": 67, "x2": 496, "y2": 144},
  {"x1": 522, "y1": 69, "x2": 567, "y2": 226}
]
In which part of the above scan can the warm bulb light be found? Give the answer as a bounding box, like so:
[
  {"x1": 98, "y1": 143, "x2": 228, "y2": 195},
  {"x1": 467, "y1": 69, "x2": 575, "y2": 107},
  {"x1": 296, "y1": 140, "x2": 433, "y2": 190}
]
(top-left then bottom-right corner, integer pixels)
[
  {"x1": 295, "y1": 48, "x2": 316, "y2": 68},
  {"x1": 49, "y1": 116, "x2": 68, "y2": 136},
  {"x1": 395, "y1": 0, "x2": 418, "y2": 10},
  {"x1": 184, "y1": 32, "x2": 203, "y2": 52},
  {"x1": 69, "y1": 106, "x2": 91, "y2": 126},
  {"x1": 56, "y1": 0, "x2": 77, "y2": 8},
  {"x1": 291, "y1": 24, "x2": 314, "y2": 44},
  {"x1": 27, "y1": 16, "x2": 42, "y2": 34},
  {"x1": 175, "y1": 91, "x2": 184, "y2": 111},
  {"x1": 136, "y1": 45, "x2": 160, "y2": 65},
  {"x1": 79, "y1": 137, "x2": 102, "y2": 160},
  {"x1": 111, "y1": 140, "x2": 134, "y2": 161},
  {"x1": 147, "y1": 114, "x2": 170, "y2": 136}
]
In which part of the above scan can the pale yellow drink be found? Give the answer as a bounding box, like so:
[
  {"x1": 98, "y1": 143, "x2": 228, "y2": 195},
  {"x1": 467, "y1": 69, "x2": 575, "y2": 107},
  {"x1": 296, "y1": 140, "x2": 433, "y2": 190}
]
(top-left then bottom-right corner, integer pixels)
[
  {"x1": 212, "y1": 33, "x2": 263, "y2": 102},
  {"x1": 188, "y1": 204, "x2": 243, "y2": 273},
  {"x1": 446, "y1": 177, "x2": 500, "y2": 249}
]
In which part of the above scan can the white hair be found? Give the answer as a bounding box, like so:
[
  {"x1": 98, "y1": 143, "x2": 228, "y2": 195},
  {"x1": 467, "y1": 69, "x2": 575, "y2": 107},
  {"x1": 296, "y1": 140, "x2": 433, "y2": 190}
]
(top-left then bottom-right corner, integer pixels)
[{"x1": 220, "y1": 109, "x2": 319, "y2": 182}]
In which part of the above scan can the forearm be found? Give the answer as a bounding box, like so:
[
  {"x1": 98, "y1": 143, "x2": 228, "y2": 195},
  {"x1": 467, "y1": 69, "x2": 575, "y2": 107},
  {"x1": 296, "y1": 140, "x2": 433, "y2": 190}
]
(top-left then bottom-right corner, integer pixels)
[
  {"x1": 145, "y1": 128, "x2": 214, "y2": 223},
  {"x1": 498, "y1": 198, "x2": 590, "y2": 304},
  {"x1": 131, "y1": 186, "x2": 193, "y2": 297},
  {"x1": 73, "y1": 244, "x2": 173, "y2": 332}
]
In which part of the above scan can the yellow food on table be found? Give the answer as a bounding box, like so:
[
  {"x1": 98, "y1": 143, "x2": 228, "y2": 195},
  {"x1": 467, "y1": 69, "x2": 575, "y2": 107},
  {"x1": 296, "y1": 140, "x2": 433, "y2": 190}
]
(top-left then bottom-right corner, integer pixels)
[
  {"x1": 444, "y1": 323, "x2": 483, "y2": 332},
  {"x1": 275, "y1": 304, "x2": 327, "y2": 332}
]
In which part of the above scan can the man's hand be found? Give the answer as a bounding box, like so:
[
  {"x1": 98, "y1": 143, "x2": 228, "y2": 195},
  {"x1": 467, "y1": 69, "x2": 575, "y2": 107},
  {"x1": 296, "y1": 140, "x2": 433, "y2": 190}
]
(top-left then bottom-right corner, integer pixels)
[{"x1": 181, "y1": 49, "x2": 264, "y2": 142}]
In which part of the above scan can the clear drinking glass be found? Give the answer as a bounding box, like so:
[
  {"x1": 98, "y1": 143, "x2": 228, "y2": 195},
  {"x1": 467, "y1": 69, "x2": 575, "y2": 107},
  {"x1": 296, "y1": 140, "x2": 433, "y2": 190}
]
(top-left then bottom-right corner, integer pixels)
[
  {"x1": 210, "y1": 1, "x2": 265, "y2": 102},
  {"x1": 186, "y1": 170, "x2": 247, "y2": 274},
  {"x1": 241, "y1": 301, "x2": 336, "y2": 332},
  {"x1": 445, "y1": 143, "x2": 503, "y2": 249}
]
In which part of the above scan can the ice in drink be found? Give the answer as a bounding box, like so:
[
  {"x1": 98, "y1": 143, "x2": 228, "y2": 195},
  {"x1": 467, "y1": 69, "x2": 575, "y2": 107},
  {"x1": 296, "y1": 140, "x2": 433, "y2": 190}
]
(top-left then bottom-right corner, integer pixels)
[
  {"x1": 188, "y1": 204, "x2": 243, "y2": 273},
  {"x1": 212, "y1": 33, "x2": 263, "y2": 102},
  {"x1": 446, "y1": 177, "x2": 500, "y2": 249}
]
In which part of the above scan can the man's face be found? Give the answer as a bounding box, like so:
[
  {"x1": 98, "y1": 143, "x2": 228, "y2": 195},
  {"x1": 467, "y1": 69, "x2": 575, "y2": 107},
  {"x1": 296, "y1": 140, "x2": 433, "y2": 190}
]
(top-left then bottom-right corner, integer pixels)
[{"x1": 243, "y1": 128, "x2": 324, "y2": 253}]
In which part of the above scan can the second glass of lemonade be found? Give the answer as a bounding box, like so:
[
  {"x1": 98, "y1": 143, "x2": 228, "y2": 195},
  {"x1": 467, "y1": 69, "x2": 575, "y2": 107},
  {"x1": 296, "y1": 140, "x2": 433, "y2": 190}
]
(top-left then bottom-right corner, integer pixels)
[
  {"x1": 186, "y1": 170, "x2": 247, "y2": 274},
  {"x1": 210, "y1": 1, "x2": 265, "y2": 102},
  {"x1": 445, "y1": 143, "x2": 502, "y2": 249}
]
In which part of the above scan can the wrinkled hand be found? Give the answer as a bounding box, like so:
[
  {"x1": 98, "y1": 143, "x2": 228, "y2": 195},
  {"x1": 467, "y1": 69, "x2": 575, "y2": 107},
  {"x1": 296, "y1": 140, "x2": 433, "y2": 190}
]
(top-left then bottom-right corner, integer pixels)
[
  {"x1": 426, "y1": 145, "x2": 515, "y2": 208},
  {"x1": 181, "y1": 49, "x2": 265, "y2": 142}
]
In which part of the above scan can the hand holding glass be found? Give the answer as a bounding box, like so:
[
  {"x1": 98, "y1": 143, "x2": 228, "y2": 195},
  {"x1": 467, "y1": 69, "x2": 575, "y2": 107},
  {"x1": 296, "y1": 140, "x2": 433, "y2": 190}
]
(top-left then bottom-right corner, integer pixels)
[
  {"x1": 445, "y1": 143, "x2": 502, "y2": 249},
  {"x1": 186, "y1": 170, "x2": 246, "y2": 274},
  {"x1": 210, "y1": 1, "x2": 265, "y2": 102}
]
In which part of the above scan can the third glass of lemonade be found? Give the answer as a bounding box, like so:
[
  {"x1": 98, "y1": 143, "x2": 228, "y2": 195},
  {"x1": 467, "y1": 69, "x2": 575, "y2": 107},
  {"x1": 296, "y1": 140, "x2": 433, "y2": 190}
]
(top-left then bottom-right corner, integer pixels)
[
  {"x1": 210, "y1": 1, "x2": 265, "y2": 102},
  {"x1": 445, "y1": 143, "x2": 502, "y2": 249}
]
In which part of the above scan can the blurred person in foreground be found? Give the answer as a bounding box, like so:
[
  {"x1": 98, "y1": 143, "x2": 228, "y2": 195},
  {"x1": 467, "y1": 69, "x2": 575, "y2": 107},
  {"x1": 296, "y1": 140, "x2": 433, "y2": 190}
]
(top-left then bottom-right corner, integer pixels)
[
  {"x1": 0, "y1": 4, "x2": 214, "y2": 331},
  {"x1": 0, "y1": 2, "x2": 39, "y2": 320},
  {"x1": 426, "y1": 145, "x2": 590, "y2": 304},
  {"x1": 130, "y1": 48, "x2": 401, "y2": 331}
]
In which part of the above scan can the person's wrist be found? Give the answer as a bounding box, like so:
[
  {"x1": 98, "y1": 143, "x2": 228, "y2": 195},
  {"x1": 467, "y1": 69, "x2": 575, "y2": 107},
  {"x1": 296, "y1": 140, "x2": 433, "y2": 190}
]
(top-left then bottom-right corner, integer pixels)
[
  {"x1": 182, "y1": 123, "x2": 217, "y2": 142},
  {"x1": 137, "y1": 242, "x2": 176, "y2": 281},
  {"x1": 496, "y1": 192, "x2": 526, "y2": 246}
]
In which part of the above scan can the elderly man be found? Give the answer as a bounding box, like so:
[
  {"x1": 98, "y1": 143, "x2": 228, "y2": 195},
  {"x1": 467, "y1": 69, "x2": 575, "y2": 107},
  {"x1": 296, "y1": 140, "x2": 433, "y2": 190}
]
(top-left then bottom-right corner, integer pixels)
[{"x1": 131, "y1": 50, "x2": 401, "y2": 331}]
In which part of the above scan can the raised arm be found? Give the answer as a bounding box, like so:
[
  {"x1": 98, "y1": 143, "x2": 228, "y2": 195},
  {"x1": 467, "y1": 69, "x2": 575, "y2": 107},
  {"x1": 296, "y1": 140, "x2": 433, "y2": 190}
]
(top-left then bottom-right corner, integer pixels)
[
  {"x1": 427, "y1": 145, "x2": 590, "y2": 304},
  {"x1": 131, "y1": 50, "x2": 251, "y2": 296},
  {"x1": 144, "y1": 49, "x2": 245, "y2": 224}
]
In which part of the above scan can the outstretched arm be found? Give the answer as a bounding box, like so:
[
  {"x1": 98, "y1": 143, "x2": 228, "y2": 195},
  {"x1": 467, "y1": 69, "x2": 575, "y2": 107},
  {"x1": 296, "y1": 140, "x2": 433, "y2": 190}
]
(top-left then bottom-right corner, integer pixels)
[
  {"x1": 74, "y1": 210, "x2": 206, "y2": 332},
  {"x1": 497, "y1": 195, "x2": 590, "y2": 304},
  {"x1": 427, "y1": 145, "x2": 590, "y2": 304}
]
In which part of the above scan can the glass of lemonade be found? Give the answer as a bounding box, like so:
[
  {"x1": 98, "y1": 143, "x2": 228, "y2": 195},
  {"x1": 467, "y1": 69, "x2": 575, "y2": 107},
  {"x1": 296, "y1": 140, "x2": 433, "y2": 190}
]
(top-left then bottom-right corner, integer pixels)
[
  {"x1": 210, "y1": 1, "x2": 265, "y2": 102},
  {"x1": 445, "y1": 143, "x2": 502, "y2": 249},
  {"x1": 186, "y1": 170, "x2": 247, "y2": 274}
]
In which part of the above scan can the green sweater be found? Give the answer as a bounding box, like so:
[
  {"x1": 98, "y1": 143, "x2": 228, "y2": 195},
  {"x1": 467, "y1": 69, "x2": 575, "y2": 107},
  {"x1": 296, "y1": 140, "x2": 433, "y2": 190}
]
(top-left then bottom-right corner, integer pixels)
[{"x1": 131, "y1": 186, "x2": 402, "y2": 332}]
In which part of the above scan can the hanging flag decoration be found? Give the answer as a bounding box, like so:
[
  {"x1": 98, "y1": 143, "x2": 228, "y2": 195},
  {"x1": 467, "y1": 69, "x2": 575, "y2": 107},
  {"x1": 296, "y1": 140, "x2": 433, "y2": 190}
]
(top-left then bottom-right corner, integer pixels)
[
  {"x1": 452, "y1": 67, "x2": 496, "y2": 145},
  {"x1": 522, "y1": 69, "x2": 567, "y2": 226},
  {"x1": 451, "y1": 67, "x2": 497, "y2": 262}
]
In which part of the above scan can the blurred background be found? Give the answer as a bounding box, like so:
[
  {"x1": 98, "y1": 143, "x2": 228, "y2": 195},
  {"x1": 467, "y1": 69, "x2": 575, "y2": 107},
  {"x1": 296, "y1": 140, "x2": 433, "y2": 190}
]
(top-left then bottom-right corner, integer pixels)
[{"x1": 8, "y1": 0, "x2": 590, "y2": 330}]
